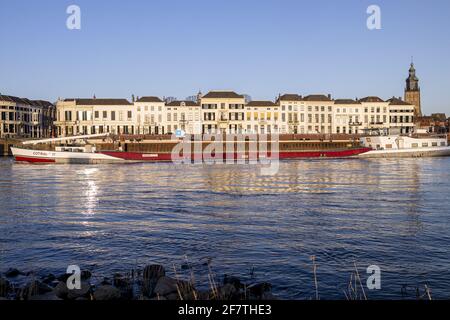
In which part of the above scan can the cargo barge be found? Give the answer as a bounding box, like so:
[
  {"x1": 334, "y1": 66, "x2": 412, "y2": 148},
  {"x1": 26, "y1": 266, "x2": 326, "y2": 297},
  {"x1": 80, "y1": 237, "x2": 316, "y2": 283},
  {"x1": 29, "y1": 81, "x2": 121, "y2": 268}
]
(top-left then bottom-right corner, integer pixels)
[{"x1": 11, "y1": 134, "x2": 371, "y2": 164}]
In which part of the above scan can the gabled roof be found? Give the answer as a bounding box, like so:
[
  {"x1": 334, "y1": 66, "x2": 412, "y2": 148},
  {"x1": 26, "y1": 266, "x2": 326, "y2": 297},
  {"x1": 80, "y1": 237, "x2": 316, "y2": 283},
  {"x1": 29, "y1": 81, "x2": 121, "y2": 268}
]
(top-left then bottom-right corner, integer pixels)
[
  {"x1": 302, "y1": 94, "x2": 332, "y2": 101},
  {"x1": 64, "y1": 98, "x2": 132, "y2": 105},
  {"x1": 359, "y1": 96, "x2": 385, "y2": 103},
  {"x1": 0, "y1": 95, "x2": 53, "y2": 107},
  {"x1": 246, "y1": 100, "x2": 278, "y2": 107},
  {"x1": 386, "y1": 97, "x2": 412, "y2": 106},
  {"x1": 334, "y1": 99, "x2": 361, "y2": 105},
  {"x1": 0, "y1": 95, "x2": 29, "y2": 104},
  {"x1": 430, "y1": 113, "x2": 447, "y2": 121},
  {"x1": 202, "y1": 91, "x2": 244, "y2": 99},
  {"x1": 166, "y1": 100, "x2": 200, "y2": 107},
  {"x1": 32, "y1": 100, "x2": 55, "y2": 108},
  {"x1": 277, "y1": 94, "x2": 303, "y2": 101},
  {"x1": 136, "y1": 96, "x2": 163, "y2": 103}
]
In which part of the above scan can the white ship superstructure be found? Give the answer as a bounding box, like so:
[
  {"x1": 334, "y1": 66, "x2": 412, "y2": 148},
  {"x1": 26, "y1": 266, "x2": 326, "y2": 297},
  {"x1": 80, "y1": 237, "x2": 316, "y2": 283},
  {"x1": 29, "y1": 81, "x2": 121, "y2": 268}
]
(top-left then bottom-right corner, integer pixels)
[{"x1": 358, "y1": 135, "x2": 450, "y2": 158}]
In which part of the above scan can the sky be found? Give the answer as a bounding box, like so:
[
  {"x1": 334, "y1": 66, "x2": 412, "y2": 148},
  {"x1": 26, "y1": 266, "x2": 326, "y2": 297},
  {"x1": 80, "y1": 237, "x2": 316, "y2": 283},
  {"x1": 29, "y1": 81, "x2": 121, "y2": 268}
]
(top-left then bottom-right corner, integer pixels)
[{"x1": 1, "y1": 0, "x2": 449, "y2": 114}]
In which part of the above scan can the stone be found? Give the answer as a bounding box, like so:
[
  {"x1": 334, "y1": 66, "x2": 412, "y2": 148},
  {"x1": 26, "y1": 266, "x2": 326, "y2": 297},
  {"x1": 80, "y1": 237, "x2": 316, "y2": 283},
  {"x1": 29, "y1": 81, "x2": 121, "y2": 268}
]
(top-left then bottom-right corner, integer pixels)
[
  {"x1": 223, "y1": 275, "x2": 242, "y2": 289},
  {"x1": 165, "y1": 292, "x2": 179, "y2": 300},
  {"x1": 20, "y1": 280, "x2": 53, "y2": 299},
  {"x1": 5, "y1": 268, "x2": 22, "y2": 278},
  {"x1": 153, "y1": 276, "x2": 177, "y2": 296},
  {"x1": 81, "y1": 270, "x2": 92, "y2": 281},
  {"x1": 141, "y1": 265, "x2": 166, "y2": 297},
  {"x1": 247, "y1": 282, "x2": 272, "y2": 298},
  {"x1": 176, "y1": 280, "x2": 197, "y2": 300},
  {"x1": 42, "y1": 273, "x2": 56, "y2": 285},
  {"x1": 57, "y1": 273, "x2": 70, "y2": 282},
  {"x1": 29, "y1": 291, "x2": 62, "y2": 301},
  {"x1": 93, "y1": 285, "x2": 121, "y2": 301},
  {"x1": 67, "y1": 281, "x2": 91, "y2": 300},
  {"x1": 181, "y1": 263, "x2": 190, "y2": 270},
  {"x1": 113, "y1": 273, "x2": 129, "y2": 288},
  {"x1": 219, "y1": 283, "x2": 237, "y2": 299},
  {"x1": 54, "y1": 281, "x2": 69, "y2": 299},
  {"x1": 143, "y1": 265, "x2": 165, "y2": 281},
  {"x1": 0, "y1": 278, "x2": 11, "y2": 297}
]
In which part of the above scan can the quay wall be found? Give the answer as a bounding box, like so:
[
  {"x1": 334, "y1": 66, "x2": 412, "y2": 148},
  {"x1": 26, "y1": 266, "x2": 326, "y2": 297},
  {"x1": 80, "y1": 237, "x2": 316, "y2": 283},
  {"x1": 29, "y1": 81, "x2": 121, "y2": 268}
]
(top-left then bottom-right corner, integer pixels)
[{"x1": 0, "y1": 139, "x2": 22, "y2": 156}]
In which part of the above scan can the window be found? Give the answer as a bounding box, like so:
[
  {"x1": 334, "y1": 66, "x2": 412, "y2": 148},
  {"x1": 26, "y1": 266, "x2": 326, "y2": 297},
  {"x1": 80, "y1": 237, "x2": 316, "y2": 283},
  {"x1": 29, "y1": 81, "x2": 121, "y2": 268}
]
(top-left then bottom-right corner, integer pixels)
[
  {"x1": 111, "y1": 111, "x2": 116, "y2": 121},
  {"x1": 103, "y1": 111, "x2": 107, "y2": 119},
  {"x1": 94, "y1": 111, "x2": 99, "y2": 119},
  {"x1": 128, "y1": 111, "x2": 132, "y2": 119}
]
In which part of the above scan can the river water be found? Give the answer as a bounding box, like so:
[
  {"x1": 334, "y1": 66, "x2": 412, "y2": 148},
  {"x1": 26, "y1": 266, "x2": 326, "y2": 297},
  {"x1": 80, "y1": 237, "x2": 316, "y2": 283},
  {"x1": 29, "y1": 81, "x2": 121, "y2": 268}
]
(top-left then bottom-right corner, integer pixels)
[{"x1": 0, "y1": 157, "x2": 449, "y2": 299}]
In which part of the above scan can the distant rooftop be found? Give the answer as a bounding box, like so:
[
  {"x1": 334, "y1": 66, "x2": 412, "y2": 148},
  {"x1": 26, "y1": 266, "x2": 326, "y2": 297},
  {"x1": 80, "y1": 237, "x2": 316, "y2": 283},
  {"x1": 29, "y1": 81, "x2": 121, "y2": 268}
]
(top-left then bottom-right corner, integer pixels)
[
  {"x1": 277, "y1": 94, "x2": 303, "y2": 101},
  {"x1": 166, "y1": 100, "x2": 200, "y2": 107},
  {"x1": 202, "y1": 91, "x2": 244, "y2": 99},
  {"x1": 359, "y1": 96, "x2": 385, "y2": 103},
  {"x1": 303, "y1": 94, "x2": 332, "y2": 101},
  {"x1": 334, "y1": 99, "x2": 361, "y2": 105},
  {"x1": 246, "y1": 100, "x2": 277, "y2": 107},
  {"x1": 64, "y1": 98, "x2": 132, "y2": 105},
  {"x1": 136, "y1": 96, "x2": 163, "y2": 103},
  {"x1": 386, "y1": 97, "x2": 412, "y2": 106},
  {"x1": 1, "y1": 94, "x2": 53, "y2": 107}
]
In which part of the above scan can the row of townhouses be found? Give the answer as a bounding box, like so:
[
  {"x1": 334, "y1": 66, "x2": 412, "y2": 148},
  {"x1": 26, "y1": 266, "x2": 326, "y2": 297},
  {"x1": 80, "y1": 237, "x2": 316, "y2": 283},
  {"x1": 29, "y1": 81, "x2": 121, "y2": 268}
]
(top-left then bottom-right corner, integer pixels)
[
  {"x1": 3, "y1": 65, "x2": 448, "y2": 139},
  {"x1": 0, "y1": 95, "x2": 55, "y2": 138},
  {"x1": 54, "y1": 91, "x2": 416, "y2": 136}
]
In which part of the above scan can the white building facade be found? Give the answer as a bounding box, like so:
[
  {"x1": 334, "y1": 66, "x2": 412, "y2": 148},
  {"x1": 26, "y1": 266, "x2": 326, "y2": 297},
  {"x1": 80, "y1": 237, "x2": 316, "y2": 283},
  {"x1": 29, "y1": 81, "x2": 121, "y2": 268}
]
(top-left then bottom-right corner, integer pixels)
[
  {"x1": 134, "y1": 96, "x2": 165, "y2": 135},
  {"x1": 55, "y1": 98, "x2": 135, "y2": 136},
  {"x1": 54, "y1": 92, "x2": 416, "y2": 137},
  {"x1": 165, "y1": 100, "x2": 202, "y2": 134}
]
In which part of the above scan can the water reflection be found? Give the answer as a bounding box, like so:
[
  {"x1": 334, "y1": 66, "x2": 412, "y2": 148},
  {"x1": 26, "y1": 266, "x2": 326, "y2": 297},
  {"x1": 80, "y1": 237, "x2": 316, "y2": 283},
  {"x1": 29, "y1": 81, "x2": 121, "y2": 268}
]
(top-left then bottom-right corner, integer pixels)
[{"x1": 0, "y1": 158, "x2": 449, "y2": 299}]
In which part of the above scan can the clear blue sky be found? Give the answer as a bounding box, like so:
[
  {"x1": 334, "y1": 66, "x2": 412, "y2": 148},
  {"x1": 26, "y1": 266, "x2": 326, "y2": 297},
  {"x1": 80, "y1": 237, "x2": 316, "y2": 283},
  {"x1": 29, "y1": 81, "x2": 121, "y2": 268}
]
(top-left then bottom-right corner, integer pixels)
[{"x1": 1, "y1": 0, "x2": 449, "y2": 114}]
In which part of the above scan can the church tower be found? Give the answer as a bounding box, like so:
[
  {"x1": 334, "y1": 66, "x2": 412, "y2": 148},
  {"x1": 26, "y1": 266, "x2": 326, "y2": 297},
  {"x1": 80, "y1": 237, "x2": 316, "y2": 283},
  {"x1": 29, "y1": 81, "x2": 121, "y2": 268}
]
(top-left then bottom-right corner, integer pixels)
[{"x1": 404, "y1": 62, "x2": 422, "y2": 117}]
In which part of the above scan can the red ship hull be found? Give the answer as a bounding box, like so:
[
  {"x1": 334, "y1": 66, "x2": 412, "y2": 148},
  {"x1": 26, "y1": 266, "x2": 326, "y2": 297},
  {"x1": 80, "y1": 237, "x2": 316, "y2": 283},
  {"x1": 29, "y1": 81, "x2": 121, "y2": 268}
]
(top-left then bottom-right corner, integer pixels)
[{"x1": 12, "y1": 146, "x2": 372, "y2": 164}]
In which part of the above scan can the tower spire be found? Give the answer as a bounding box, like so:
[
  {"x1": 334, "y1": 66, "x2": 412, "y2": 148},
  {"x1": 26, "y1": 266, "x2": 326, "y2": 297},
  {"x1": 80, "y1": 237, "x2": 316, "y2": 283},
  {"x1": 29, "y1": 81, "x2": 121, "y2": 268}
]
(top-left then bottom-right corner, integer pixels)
[{"x1": 404, "y1": 61, "x2": 422, "y2": 118}]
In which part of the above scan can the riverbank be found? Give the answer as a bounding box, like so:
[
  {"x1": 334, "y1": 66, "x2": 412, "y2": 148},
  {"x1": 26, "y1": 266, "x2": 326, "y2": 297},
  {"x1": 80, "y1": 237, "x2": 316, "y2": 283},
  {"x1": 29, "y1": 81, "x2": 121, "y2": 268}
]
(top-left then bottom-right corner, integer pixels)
[{"x1": 0, "y1": 265, "x2": 277, "y2": 301}]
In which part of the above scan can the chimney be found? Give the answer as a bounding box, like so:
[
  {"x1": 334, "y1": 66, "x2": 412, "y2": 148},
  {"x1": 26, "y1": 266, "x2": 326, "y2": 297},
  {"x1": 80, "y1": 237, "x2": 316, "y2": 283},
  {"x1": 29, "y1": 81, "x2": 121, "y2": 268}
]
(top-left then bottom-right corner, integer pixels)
[
  {"x1": 328, "y1": 94, "x2": 332, "y2": 100},
  {"x1": 132, "y1": 94, "x2": 135, "y2": 102},
  {"x1": 93, "y1": 94, "x2": 96, "y2": 99}
]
